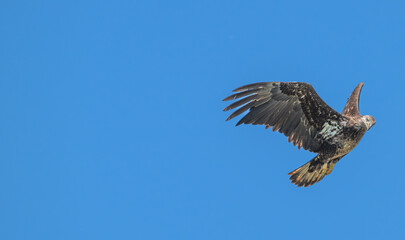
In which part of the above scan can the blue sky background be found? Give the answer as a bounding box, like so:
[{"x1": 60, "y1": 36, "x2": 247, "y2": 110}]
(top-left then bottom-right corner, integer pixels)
[{"x1": 1, "y1": 1, "x2": 404, "y2": 239}]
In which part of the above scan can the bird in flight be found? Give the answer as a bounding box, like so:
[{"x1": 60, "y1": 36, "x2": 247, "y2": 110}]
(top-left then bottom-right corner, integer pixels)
[{"x1": 223, "y1": 82, "x2": 375, "y2": 187}]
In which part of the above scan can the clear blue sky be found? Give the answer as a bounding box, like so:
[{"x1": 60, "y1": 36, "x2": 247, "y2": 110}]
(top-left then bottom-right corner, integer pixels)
[{"x1": 1, "y1": 1, "x2": 404, "y2": 239}]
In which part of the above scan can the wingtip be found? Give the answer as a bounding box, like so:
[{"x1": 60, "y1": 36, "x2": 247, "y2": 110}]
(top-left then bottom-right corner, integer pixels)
[
  {"x1": 223, "y1": 106, "x2": 231, "y2": 111},
  {"x1": 222, "y1": 96, "x2": 232, "y2": 101},
  {"x1": 355, "y1": 82, "x2": 364, "y2": 92}
]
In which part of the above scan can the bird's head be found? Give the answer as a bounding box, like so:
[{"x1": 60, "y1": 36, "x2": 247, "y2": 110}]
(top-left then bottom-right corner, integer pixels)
[{"x1": 361, "y1": 115, "x2": 376, "y2": 130}]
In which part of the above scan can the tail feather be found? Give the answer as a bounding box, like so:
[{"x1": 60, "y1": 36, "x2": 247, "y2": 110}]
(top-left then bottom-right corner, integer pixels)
[{"x1": 288, "y1": 156, "x2": 341, "y2": 187}]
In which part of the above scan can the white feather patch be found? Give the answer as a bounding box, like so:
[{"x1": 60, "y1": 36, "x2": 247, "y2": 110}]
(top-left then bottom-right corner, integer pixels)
[{"x1": 319, "y1": 121, "x2": 341, "y2": 140}]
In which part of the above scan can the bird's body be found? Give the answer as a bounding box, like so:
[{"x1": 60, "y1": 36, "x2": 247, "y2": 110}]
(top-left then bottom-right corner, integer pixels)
[{"x1": 223, "y1": 82, "x2": 375, "y2": 187}]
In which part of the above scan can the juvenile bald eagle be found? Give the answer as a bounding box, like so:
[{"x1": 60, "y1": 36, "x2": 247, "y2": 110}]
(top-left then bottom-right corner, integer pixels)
[{"x1": 223, "y1": 82, "x2": 375, "y2": 187}]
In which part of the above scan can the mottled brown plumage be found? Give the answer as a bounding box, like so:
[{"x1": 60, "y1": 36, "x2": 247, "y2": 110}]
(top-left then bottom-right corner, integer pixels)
[{"x1": 223, "y1": 82, "x2": 375, "y2": 187}]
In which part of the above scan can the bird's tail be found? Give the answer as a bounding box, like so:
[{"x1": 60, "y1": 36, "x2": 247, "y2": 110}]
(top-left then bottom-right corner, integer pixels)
[{"x1": 288, "y1": 155, "x2": 341, "y2": 187}]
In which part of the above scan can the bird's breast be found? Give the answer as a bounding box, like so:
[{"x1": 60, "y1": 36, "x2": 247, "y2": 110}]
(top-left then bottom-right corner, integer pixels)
[{"x1": 335, "y1": 127, "x2": 367, "y2": 156}]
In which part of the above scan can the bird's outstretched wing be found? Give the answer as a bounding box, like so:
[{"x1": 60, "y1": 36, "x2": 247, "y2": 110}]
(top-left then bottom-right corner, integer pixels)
[
  {"x1": 342, "y1": 82, "x2": 363, "y2": 117},
  {"x1": 223, "y1": 82, "x2": 343, "y2": 153}
]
